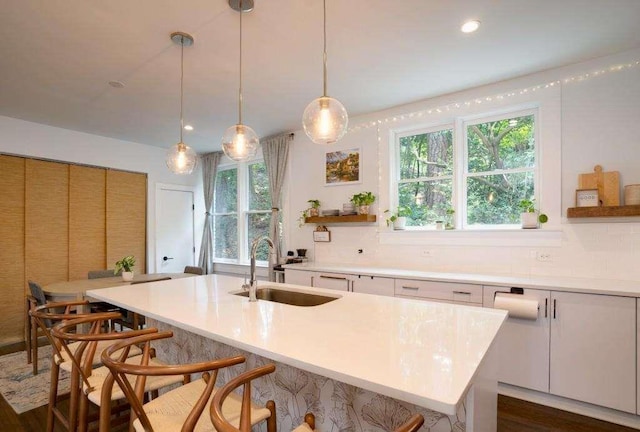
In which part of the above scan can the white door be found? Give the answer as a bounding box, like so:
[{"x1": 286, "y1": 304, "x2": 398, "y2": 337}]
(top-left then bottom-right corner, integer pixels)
[
  {"x1": 156, "y1": 185, "x2": 195, "y2": 273},
  {"x1": 550, "y1": 291, "x2": 636, "y2": 413}
]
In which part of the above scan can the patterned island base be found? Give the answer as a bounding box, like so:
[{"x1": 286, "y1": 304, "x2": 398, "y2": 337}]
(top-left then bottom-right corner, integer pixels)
[{"x1": 148, "y1": 319, "x2": 465, "y2": 432}]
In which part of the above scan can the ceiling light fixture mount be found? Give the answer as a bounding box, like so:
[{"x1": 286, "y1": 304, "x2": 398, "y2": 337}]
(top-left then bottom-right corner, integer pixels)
[
  {"x1": 166, "y1": 31, "x2": 198, "y2": 175},
  {"x1": 222, "y1": 0, "x2": 259, "y2": 162},
  {"x1": 302, "y1": 0, "x2": 348, "y2": 145}
]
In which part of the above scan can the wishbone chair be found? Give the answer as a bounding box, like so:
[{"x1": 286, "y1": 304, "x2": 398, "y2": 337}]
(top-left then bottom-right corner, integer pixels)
[{"x1": 101, "y1": 331, "x2": 275, "y2": 432}]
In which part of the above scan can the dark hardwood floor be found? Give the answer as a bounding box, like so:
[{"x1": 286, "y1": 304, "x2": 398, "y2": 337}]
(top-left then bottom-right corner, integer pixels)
[{"x1": 1, "y1": 342, "x2": 635, "y2": 431}]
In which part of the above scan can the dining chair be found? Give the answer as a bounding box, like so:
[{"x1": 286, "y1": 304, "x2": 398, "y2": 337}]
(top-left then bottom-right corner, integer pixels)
[
  {"x1": 184, "y1": 265, "x2": 205, "y2": 275},
  {"x1": 101, "y1": 331, "x2": 275, "y2": 432},
  {"x1": 26, "y1": 280, "x2": 52, "y2": 374},
  {"x1": 51, "y1": 314, "x2": 187, "y2": 432},
  {"x1": 210, "y1": 364, "x2": 425, "y2": 432}
]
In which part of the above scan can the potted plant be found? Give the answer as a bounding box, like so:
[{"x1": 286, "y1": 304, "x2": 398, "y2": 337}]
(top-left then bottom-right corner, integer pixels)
[
  {"x1": 115, "y1": 255, "x2": 136, "y2": 281},
  {"x1": 351, "y1": 192, "x2": 376, "y2": 215},
  {"x1": 519, "y1": 199, "x2": 548, "y2": 229},
  {"x1": 307, "y1": 199, "x2": 321, "y2": 217},
  {"x1": 445, "y1": 208, "x2": 456, "y2": 230},
  {"x1": 384, "y1": 206, "x2": 411, "y2": 230}
]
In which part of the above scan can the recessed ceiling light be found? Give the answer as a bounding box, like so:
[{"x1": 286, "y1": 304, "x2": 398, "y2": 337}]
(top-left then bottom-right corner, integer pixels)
[
  {"x1": 108, "y1": 80, "x2": 125, "y2": 88},
  {"x1": 461, "y1": 20, "x2": 481, "y2": 33},
  {"x1": 184, "y1": 125, "x2": 194, "y2": 131}
]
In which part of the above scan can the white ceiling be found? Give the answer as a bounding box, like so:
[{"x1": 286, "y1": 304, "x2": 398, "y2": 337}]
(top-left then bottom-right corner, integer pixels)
[{"x1": 2, "y1": 0, "x2": 640, "y2": 153}]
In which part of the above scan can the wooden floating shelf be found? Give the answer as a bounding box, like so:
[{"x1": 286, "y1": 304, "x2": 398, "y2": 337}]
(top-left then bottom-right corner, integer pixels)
[
  {"x1": 305, "y1": 214, "x2": 377, "y2": 224},
  {"x1": 567, "y1": 205, "x2": 640, "y2": 218}
]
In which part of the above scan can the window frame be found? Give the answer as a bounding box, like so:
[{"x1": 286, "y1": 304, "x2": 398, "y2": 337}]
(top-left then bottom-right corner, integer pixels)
[
  {"x1": 213, "y1": 159, "x2": 271, "y2": 266},
  {"x1": 390, "y1": 106, "x2": 540, "y2": 231}
]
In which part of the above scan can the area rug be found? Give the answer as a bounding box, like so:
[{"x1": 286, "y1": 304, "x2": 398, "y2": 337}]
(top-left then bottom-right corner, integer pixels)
[{"x1": 0, "y1": 345, "x2": 70, "y2": 414}]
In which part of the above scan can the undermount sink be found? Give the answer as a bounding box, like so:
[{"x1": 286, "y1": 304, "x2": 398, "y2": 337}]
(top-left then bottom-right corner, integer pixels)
[{"x1": 233, "y1": 287, "x2": 340, "y2": 307}]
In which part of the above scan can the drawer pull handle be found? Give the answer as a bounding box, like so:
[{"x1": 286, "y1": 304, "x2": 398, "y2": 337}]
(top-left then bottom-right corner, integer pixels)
[
  {"x1": 453, "y1": 291, "x2": 471, "y2": 295},
  {"x1": 402, "y1": 286, "x2": 419, "y2": 291},
  {"x1": 319, "y1": 275, "x2": 347, "y2": 280}
]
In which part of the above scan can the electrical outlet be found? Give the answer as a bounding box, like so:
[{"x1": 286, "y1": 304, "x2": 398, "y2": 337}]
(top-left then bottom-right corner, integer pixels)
[
  {"x1": 536, "y1": 252, "x2": 552, "y2": 262},
  {"x1": 422, "y1": 249, "x2": 434, "y2": 257}
]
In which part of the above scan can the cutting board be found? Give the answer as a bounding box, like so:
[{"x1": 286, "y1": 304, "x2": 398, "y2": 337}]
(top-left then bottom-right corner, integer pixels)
[{"x1": 578, "y1": 165, "x2": 620, "y2": 206}]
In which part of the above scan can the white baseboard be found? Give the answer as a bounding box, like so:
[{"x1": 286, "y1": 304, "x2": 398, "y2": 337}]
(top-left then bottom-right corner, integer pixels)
[{"x1": 499, "y1": 383, "x2": 640, "y2": 430}]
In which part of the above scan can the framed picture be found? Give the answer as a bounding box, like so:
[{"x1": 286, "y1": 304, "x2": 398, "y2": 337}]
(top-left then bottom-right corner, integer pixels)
[
  {"x1": 313, "y1": 231, "x2": 331, "y2": 242},
  {"x1": 325, "y1": 148, "x2": 361, "y2": 186},
  {"x1": 576, "y1": 189, "x2": 600, "y2": 207}
]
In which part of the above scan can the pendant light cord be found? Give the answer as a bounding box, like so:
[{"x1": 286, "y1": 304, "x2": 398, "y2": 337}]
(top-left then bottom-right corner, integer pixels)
[
  {"x1": 238, "y1": 0, "x2": 244, "y2": 125},
  {"x1": 322, "y1": 0, "x2": 328, "y2": 97},
  {"x1": 179, "y1": 36, "x2": 185, "y2": 143}
]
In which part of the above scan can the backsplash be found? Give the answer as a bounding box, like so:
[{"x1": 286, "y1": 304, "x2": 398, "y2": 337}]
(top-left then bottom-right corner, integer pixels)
[{"x1": 306, "y1": 222, "x2": 640, "y2": 281}]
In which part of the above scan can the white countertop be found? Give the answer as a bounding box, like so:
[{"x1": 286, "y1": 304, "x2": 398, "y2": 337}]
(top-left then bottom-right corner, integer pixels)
[
  {"x1": 87, "y1": 274, "x2": 506, "y2": 415},
  {"x1": 283, "y1": 263, "x2": 640, "y2": 297}
]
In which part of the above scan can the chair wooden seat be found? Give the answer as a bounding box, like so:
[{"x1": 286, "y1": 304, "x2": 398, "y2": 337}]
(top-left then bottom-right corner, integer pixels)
[{"x1": 101, "y1": 331, "x2": 276, "y2": 432}]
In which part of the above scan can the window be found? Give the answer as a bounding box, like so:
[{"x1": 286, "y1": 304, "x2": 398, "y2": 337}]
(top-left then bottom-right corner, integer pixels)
[
  {"x1": 392, "y1": 108, "x2": 537, "y2": 229},
  {"x1": 213, "y1": 160, "x2": 272, "y2": 264}
]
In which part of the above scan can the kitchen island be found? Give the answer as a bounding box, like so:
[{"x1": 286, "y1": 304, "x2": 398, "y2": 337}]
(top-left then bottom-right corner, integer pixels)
[{"x1": 87, "y1": 274, "x2": 506, "y2": 432}]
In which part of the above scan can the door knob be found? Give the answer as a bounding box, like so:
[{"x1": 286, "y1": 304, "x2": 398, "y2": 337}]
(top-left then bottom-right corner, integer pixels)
[{"x1": 163, "y1": 256, "x2": 174, "y2": 261}]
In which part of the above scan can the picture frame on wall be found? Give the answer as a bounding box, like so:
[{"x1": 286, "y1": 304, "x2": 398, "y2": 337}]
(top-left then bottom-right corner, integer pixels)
[{"x1": 325, "y1": 148, "x2": 361, "y2": 186}]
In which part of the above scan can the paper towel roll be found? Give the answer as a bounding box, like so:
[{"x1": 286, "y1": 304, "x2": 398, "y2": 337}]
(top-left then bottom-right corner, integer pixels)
[{"x1": 494, "y1": 295, "x2": 539, "y2": 320}]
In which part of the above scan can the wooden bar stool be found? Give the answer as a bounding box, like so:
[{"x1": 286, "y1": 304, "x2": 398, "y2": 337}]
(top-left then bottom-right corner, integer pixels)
[
  {"x1": 52, "y1": 314, "x2": 187, "y2": 432},
  {"x1": 100, "y1": 331, "x2": 275, "y2": 432},
  {"x1": 30, "y1": 304, "x2": 141, "y2": 432},
  {"x1": 210, "y1": 364, "x2": 425, "y2": 432}
]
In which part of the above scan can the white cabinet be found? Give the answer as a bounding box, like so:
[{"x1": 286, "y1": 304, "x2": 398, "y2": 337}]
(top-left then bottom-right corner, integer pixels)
[
  {"x1": 284, "y1": 269, "x2": 314, "y2": 287},
  {"x1": 395, "y1": 279, "x2": 483, "y2": 305},
  {"x1": 637, "y1": 299, "x2": 639, "y2": 415},
  {"x1": 549, "y1": 291, "x2": 636, "y2": 413},
  {"x1": 351, "y1": 275, "x2": 395, "y2": 297},
  {"x1": 311, "y1": 272, "x2": 351, "y2": 292},
  {"x1": 483, "y1": 286, "x2": 550, "y2": 392}
]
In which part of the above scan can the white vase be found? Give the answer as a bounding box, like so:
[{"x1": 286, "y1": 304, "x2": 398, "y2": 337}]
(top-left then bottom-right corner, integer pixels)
[
  {"x1": 521, "y1": 212, "x2": 538, "y2": 229},
  {"x1": 358, "y1": 205, "x2": 370, "y2": 215},
  {"x1": 393, "y1": 216, "x2": 407, "y2": 230},
  {"x1": 122, "y1": 271, "x2": 134, "y2": 281}
]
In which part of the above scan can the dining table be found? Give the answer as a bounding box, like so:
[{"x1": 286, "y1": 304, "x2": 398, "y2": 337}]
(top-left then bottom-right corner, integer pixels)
[{"x1": 43, "y1": 272, "x2": 197, "y2": 322}]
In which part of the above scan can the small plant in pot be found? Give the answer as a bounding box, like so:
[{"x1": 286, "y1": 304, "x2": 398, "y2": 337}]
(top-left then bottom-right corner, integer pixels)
[
  {"x1": 384, "y1": 206, "x2": 411, "y2": 230},
  {"x1": 115, "y1": 255, "x2": 136, "y2": 281},
  {"x1": 307, "y1": 199, "x2": 321, "y2": 217},
  {"x1": 351, "y1": 192, "x2": 376, "y2": 215},
  {"x1": 519, "y1": 199, "x2": 548, "y2": 229}
]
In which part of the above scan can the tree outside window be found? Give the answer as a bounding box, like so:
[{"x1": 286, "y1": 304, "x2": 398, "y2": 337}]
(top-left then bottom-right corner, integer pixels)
[{"x1": 393, "y1": 110, "x2": 537, "y2": 228}]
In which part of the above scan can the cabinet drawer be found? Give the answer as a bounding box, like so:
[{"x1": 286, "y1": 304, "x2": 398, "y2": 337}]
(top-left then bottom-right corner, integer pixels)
[
  {"x1": 394, "y1": 279, "x2": 483, "y2": 304},
  {"x1": 311, "y1": 272, "x2": 351, "y2": 292}
]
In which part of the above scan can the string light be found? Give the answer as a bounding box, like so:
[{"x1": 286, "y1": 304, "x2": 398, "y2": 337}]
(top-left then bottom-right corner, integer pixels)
[{"x1": 348, "y1": 59, "x2": 639, "y2": 133}]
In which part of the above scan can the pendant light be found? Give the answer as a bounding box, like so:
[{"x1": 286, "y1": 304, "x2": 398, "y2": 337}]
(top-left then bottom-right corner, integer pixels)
[
  {"x1": 302, "y1": 0, "x2": 348, "y2": 145},
  {"x1": 166, "y1": 32, "x2": 198, "y2": 175},
  {"x1": 222, "y1": 0, "x2": 259, "y2": 161}
]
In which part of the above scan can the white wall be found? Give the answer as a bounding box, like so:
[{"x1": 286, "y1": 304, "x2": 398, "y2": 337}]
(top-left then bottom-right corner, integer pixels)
[
  {"x1": 286, "y1": 48, "x2": 640, "y2": 281},
  {"x1": 0, "y1": 115, "x2": 204, "y2": 272}
]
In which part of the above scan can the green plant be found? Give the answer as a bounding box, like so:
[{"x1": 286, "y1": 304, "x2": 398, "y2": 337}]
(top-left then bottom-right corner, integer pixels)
[
  {"x1": 114, "y1": 255, "x2": 135, "y2": 274},
  {"x1": 445, "y1": 208, "x2": 455, "y2": 230},
  {"x1": 297, "y1": 209, "x2": 309, "y2": 228},
  {"x1": 384, "y1": 206, "x2": 411, "y2": 226},
  {"x1": 307, "y1": 199, "x2": 321, "y2": 209},
  {"x1": 351, "y1": 192, "x2": 375, "y2": 206},
  {"x1": 518, "y1": 199, "x2": 548, "y2": 224}
]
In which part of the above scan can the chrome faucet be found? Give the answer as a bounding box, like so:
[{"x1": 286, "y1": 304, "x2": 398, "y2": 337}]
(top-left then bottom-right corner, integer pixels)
[{"x1": 243, "y1": 236, "x2": 274, "y2": 302}]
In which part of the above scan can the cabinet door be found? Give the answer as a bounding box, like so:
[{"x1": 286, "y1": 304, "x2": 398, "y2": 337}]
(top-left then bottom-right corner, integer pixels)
[
  {"x1": 351, "y1": 275, "x2": 394, "y2": 296},
  {"x1": 483, "y1": 286, "x2": 550, "y2": 392},
  {"x1": 394, "y1": 279, "x2": 483, "y2": 304},
  {"x1": 284, "y1": 269, "x2": 314, "y2": 287},
  {"x1": 311, "y1": 272, "x2": 351, "y2": 292},
  {"x1": 550, "y1": 291, "x2": 636, "y2": 413}
]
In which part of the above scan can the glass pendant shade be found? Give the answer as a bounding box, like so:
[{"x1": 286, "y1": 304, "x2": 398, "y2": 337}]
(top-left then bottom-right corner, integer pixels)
[
  {"x1": 222, "y1": 124, "x2": 259, "y2": 161},
  {"x1": 166, "y1": 142, "x2": 198, "y2": 174},
  {"x1": 303, "y1": 96, "x2": 348, "y2": 145}
]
